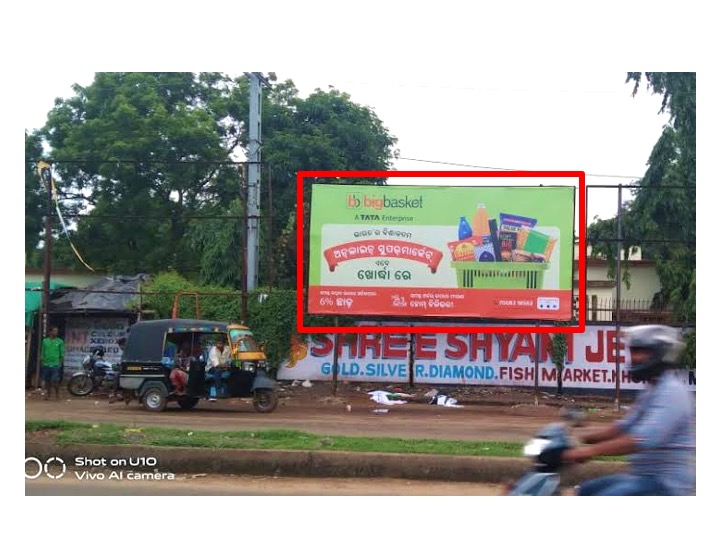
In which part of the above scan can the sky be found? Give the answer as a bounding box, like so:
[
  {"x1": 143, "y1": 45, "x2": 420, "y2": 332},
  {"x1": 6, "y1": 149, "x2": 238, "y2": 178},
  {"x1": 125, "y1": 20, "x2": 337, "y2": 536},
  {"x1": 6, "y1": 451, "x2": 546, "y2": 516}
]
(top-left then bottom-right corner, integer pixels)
[
  {"x1": 22, "y1": 70, "x2": 670, "y2": 226},
  {"x1": 10, "y1": 0, "x2": 710, "y2": 531}
]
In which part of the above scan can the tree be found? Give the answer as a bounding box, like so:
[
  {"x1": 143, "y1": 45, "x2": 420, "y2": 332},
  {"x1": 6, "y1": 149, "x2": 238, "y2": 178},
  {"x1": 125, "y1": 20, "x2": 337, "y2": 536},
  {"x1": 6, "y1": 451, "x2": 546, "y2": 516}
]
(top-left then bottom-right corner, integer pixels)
[
  {"x1": 550, "y1": 333, "x2": 568, "y2": 395},
  {"x1": 187, "y1": 76, "x2": 399, "y2": 289},
  {"x1": 40, "y1": 72, "x2": 242, "y2": 275},
  {"x1": 587, "y1": 73, "x2": 695, "y2": 323},
  {"x1": 38, "y1": 72, "x2": 398, "y2": 289}
]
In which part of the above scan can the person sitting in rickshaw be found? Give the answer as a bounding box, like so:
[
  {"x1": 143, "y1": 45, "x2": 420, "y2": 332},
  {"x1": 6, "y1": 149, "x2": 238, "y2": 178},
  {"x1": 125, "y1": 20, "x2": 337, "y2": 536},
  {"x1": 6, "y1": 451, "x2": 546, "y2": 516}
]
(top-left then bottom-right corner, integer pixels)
[
  {"x1": 206, "y1": 338, "x2": 230, "y2": 400},
  {"x1": 170, "y1": 343, "x2": 194, "y2": 395}
]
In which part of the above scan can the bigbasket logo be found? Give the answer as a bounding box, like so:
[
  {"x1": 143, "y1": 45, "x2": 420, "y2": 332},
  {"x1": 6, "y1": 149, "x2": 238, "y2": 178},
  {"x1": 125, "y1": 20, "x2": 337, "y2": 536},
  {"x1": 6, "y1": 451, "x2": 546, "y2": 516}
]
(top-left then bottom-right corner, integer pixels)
[{"x1": 346, "y1": 194, "x2": 423, "y2": 210}]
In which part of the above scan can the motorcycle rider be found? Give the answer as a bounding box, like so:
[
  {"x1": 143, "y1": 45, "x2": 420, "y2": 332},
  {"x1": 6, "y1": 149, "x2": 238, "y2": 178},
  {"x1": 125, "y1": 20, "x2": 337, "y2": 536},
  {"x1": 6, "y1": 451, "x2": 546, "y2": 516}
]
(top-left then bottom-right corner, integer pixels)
[{"x1": 562, "y1": 324, "x2": 695, "y2": 495}]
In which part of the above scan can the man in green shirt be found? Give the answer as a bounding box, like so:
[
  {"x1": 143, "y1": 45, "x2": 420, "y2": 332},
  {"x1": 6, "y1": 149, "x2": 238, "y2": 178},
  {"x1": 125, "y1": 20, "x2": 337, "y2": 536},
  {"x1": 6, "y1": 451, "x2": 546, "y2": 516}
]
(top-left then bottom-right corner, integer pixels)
[{"x1": 41, "y1": 326, "x2": 64, "y2": 400}]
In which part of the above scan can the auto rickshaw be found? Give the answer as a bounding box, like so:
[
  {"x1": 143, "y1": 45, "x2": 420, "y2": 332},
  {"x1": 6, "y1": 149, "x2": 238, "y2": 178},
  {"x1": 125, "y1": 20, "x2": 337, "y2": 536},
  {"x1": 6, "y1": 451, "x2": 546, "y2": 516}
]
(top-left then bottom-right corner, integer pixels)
[{"x1": 116, "y1": 319, "x2": 278, "y2": 413}]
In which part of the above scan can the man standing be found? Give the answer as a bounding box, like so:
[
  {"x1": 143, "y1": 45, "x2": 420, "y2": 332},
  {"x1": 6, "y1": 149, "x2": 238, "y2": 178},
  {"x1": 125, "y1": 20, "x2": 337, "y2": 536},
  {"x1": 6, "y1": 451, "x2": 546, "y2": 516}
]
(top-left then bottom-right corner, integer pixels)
[{"x1": 41, "y1": 326, "x2": 65, "y2": 400}]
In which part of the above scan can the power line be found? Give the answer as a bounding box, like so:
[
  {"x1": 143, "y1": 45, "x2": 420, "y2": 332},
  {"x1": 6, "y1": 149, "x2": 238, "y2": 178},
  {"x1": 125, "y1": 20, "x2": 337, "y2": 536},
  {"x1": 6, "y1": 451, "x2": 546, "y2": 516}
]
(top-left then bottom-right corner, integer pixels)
[{"x1": 395, "y1": 157, "x2": 644, "y2": 180}]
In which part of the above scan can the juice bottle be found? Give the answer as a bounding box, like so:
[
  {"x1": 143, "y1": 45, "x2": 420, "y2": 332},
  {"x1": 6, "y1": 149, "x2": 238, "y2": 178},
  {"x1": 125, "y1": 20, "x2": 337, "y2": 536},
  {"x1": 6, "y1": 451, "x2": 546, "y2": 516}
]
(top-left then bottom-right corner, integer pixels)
[
  {"x1": 472, "y1": 203, "x2": 491, "y2": 238},
  {"x1": 458, "y1": 216, "x2": 472, "y2": 240}
]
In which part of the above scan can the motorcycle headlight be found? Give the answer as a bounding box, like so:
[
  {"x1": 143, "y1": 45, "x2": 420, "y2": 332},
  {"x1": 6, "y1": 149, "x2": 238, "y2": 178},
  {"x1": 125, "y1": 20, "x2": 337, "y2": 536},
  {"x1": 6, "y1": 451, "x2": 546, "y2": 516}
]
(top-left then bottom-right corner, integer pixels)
[
  {"x1": 523, "y1": 438, "x2": 552, "y2": 458},
  {"x1": 241, "y1": 362, "x2": 256, "y2": 372}
]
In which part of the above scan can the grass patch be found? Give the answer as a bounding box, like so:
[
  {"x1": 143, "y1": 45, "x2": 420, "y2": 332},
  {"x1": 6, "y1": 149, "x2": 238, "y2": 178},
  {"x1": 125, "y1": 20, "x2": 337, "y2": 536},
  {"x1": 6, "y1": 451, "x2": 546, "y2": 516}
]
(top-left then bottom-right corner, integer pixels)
[{"x1": 25, "y1": 421, "x2": 624, "y2": 461}]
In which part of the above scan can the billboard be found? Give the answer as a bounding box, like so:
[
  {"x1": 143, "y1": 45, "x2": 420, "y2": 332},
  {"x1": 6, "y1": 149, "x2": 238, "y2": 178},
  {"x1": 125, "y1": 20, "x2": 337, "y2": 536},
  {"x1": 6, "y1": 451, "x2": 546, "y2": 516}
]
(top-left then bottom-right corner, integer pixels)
[
  {"x1": 278, "y1": 325, "x2": 696, "y2": 392},
  {"x1": 308, "y1": 184, "x2": 575, "y2": 320}
]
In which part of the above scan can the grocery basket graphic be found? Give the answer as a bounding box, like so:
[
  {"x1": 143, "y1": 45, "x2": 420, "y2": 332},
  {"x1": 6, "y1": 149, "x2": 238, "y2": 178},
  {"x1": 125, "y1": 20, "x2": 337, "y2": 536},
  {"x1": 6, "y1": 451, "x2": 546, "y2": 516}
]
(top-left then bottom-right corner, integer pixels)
[{"x1": 451, "y1": 261, "x2": 550, "y2": 289}]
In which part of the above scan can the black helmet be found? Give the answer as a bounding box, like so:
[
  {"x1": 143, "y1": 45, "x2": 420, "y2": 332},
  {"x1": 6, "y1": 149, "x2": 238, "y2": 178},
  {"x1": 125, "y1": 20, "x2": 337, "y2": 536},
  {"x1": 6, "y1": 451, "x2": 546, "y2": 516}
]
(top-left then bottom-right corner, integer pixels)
[
  {"x1": 92, "y1": 346, "x2": 106, "y2": 357},
  {"x1": 624, "y1": 325, "x2": 684, "y2": 383}
]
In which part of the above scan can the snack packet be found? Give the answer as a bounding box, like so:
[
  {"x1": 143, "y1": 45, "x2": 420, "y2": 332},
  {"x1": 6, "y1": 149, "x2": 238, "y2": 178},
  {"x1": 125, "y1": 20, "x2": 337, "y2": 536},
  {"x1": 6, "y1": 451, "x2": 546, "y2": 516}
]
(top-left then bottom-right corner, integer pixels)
[
  {"x1": 448, "y1": 237, "x2": 481, "y2": 262},
  {"x1": 516, "y1": 227, "x2": 557, "y2": 262},
  {"x1": 499, "y1": 213, "x2": 537, "y2": 261}
]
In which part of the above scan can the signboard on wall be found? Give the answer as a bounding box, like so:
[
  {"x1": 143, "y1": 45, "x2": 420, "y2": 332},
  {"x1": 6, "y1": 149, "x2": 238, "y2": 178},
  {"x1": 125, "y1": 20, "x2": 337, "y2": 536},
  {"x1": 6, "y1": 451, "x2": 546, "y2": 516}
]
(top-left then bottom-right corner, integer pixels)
[
  {"x1": 279, "y1": 324, "x2": 695, "y2": 391},
  {"x1": 307, "y1": 184, "x2": 575, "y2": 320},
  {"x1": 64, "y1": 317, "x2": 130, "y2": 372}
]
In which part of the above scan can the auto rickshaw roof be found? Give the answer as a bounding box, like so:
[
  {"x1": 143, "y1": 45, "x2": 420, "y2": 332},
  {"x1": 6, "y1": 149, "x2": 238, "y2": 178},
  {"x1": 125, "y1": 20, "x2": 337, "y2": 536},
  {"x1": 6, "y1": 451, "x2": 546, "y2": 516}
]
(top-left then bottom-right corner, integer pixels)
[{"x1": 123, "y1": 319, "x2": 246, "y2": 363}]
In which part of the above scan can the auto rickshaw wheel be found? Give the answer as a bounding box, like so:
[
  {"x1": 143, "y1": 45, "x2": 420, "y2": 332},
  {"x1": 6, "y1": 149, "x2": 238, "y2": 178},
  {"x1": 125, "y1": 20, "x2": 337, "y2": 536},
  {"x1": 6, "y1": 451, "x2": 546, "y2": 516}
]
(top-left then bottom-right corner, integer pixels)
[
  {"x1": 177, "y1": 396, "x2": 199, "y2": 410},
  {"x1": 141, "y1": 387, "x2": 168, "y2": 412},
  {"x1": 252, "y1": 389, "x2": 278, "y2": 413}
]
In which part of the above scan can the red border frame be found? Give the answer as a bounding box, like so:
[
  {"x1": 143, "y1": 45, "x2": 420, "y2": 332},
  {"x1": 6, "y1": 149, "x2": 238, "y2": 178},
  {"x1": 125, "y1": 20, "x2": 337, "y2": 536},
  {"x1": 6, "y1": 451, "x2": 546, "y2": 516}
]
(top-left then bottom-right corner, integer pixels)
[{"x1": 296, "y1": 170, "x2": 586, "y2": 334}]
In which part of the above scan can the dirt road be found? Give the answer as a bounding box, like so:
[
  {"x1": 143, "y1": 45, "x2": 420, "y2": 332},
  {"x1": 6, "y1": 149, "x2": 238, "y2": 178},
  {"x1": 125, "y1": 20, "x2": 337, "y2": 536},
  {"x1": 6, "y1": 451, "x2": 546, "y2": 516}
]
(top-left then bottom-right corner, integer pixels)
[{"x1": 25, "y1": 388, "x2": 621, "y2": 442}]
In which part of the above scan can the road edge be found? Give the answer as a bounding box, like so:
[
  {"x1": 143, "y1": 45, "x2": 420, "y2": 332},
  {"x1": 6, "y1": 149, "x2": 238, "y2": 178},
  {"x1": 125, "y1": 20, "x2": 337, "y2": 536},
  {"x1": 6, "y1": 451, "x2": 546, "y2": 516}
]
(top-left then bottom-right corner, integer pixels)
[{"x1": 25, "y1": 442, "x2": 626, "y2": 485}]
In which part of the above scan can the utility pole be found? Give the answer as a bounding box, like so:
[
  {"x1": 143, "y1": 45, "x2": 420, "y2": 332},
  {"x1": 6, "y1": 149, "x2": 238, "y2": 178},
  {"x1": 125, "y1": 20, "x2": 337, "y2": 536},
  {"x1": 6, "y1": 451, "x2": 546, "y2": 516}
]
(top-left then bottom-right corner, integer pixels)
[
  {"x1": 37, "y1": 161, "x2": 53, "y2": 386},
  {"x1": 245, "y1": 72, "x2": 268, "y2": 292},
  {"x1": 614, "y1": 185, "x2": 623, "y2": 412}
]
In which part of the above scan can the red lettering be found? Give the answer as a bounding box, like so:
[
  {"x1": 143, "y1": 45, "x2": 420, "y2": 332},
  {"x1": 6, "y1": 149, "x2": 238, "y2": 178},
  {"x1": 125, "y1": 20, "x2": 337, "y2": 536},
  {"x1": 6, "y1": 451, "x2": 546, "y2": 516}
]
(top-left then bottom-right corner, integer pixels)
[
  {"x1": 358, "y1": 334, "x2": 382, "y2": 358},
  {"x1": 513, "y1": 367, "x2": 533, "y2": 380},
  {"x1": 339, "y1": 334, "x2": 358, "y2": 358},
  {"x1": 542, "y1": 367, "x2": 558, "y2": 382},
  {"x1": 415, "y1": 334, "x2": 436, "y2": 360},
  {"x1": 310, "y1": 336, "x2": 333, "y2": 357},
  {"x1": 382, "y1": 333, "x2": 407, "y2": 359},
  {"x1": 470, "y1": 333, "x2": 493, "y2": 361},
  {"x1": 445, "y1": 334, "x2": 468, "y2": 360},
  {"x1": 496, "y1": 333, "x2": 514, "y2": 360},
  {"x1": 586, "y1": 330, "x2": 604, "y2": 363},
  {"x1": 511, "y1": 334, "x2": 536, "y2": 361}
]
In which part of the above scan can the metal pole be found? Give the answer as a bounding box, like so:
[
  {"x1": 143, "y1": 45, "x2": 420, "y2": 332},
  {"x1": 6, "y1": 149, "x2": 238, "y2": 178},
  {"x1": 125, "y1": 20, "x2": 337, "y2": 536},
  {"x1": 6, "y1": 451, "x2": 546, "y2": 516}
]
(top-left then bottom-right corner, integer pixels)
[
  {"x1": 246, "y1": 72, "x2": 264, "y2": 292},
  {"x1": 37, "y1": 162, "x2": 53, "y2": 387},
  {"x1": 268, "y1": 165, "x2": 274, "y2": 291},
  {"x1": 408, "y1": 327, "x2": 415, "y2": 389},
  {"x1": 614, "y1": 185, "x2": 623, "y2": 411},
  {"x1": 332, "y1": 317, "x2": 340, "y2": 396},
  {"x1": 534, "y1": 322, "x2": 540, "y2": 406},
  {"x1": 241, "y1": 163, "x2": 249, "y2": 324}
]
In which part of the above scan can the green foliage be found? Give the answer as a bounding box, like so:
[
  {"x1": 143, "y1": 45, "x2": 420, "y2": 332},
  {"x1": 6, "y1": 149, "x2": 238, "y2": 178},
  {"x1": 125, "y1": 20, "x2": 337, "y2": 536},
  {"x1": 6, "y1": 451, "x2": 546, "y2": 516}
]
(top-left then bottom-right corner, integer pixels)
[
  {"x1": 587, "y1": 73, "x2": 695, "y2": 323},
  {"x1": 550, "y1": 332, "x2": 568, "y2": 395},
  {"x1": 246, "y1": 289, "x2": 296, "y2": 371},
  {"x1": 550, "y1": 333, "x2": 568, "y2": 370},
  {"x1": 188, "y1": 199, "x2": 245, "y2": 288},
  {"x1": 136, "y1": 271, "x2": 241, "y2": 322},
  {"x1": 34, "y1": 72, "x2": 397, "y2": 286},
  {"x1": 246, "y1": 287, "x2": 357, "y2": 372},
  {"x1": 38, "y1": 72, "x2": 241, "y2": 275},
  {"x1": 678, "y1": 330, "x2": 695, "y2": 370}
]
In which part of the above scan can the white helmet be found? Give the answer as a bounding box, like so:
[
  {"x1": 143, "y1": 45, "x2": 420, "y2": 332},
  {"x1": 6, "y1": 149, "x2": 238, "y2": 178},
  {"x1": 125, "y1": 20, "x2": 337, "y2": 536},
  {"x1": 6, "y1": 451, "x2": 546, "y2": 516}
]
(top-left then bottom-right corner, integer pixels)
[{"x1": 623, "y1": 325, "x2": 685, "y2": 382}]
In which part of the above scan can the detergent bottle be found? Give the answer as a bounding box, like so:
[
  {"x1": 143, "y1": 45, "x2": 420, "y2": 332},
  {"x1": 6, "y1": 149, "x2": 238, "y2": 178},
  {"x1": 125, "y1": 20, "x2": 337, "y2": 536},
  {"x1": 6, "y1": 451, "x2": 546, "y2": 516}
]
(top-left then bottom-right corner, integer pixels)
[{"x1": 458, "y1": 216, "x2": 473, "y2": 240}]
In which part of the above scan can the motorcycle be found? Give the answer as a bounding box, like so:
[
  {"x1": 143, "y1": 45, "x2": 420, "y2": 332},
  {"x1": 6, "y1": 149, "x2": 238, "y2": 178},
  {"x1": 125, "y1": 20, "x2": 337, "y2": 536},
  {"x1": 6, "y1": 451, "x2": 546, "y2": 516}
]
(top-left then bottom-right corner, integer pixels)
[
  {"x1": 67, "y1": 347, "x2": 118, "y2": 397},
  {"x1": 506, "y1": 408, "x2": 585, "y2": 496}
]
